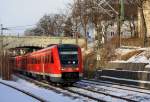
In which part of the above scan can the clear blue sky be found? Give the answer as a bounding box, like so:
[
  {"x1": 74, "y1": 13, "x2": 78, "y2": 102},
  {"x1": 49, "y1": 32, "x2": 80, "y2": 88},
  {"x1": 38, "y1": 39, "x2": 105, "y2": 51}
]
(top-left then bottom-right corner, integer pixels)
[{"x1": 0, "y1": 0, "x2": 72, "y2": 35}]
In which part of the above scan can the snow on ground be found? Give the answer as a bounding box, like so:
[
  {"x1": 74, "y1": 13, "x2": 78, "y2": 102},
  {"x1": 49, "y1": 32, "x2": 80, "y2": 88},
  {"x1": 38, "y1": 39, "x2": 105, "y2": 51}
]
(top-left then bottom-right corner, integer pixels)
[
  {"x1": 115, "y1": 47, "x2": 135, "y2": 56},
  {"x1": 115, "y1": 46, "x2": 143, "y2": 57},
  {"x1": 78, "y1": 80, "x2": 150, "y2": 102},
  {"x1": 113, "y1": 46, "x2": 150, "y2": 64},
  {"x1": 0, "y1": 81, "x2": 40, "y2": 102},
  {"x1": 0, "y1": 76, "x2": 93, "y2": 102},
  {"x1": 127, "y1": 55, "x2": 149, "y2": 63}
]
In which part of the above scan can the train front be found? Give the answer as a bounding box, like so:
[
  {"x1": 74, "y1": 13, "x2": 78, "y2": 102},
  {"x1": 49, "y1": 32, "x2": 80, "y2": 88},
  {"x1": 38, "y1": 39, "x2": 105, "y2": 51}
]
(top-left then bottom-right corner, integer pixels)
[{"x1": 58, "y1": 44, "x2": 83, "y2": 83}]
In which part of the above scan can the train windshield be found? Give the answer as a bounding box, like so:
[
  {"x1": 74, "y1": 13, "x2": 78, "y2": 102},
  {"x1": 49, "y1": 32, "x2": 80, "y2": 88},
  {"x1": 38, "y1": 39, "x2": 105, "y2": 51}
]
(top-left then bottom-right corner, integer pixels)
[{"x1": 58, "y1": 44, "x2": 78, "y2": 67}]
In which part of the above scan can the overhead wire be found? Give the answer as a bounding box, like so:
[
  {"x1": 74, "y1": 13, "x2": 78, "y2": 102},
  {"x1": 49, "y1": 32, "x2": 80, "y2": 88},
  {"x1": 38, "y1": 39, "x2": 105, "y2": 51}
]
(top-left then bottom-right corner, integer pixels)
[
  {"x1": 0, "y1": 24, "x2": 36, "y2": 31},
  {"x1": 6, "y1": 24, "x2": 36, "y2": 30},
  {"x1": 0, "y1": 24, "x2": 36, "y2": 35},
  {"x1": 6, "y1": 24, "x2": 36, "y2": 28}
]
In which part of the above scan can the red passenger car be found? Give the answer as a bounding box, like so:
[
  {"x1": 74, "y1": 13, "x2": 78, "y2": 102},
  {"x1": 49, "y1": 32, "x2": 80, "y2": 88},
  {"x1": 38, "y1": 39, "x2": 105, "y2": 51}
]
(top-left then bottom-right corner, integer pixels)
[{"x1": 15, "y1": 44, "x2": 83, "y2": 83}]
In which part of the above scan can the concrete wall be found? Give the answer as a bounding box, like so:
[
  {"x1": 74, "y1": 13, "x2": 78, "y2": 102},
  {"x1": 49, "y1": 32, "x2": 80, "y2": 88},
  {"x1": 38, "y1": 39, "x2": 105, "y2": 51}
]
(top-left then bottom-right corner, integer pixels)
[{"x1": 103, "y1": 62, "x2": 148, "y2": 71}]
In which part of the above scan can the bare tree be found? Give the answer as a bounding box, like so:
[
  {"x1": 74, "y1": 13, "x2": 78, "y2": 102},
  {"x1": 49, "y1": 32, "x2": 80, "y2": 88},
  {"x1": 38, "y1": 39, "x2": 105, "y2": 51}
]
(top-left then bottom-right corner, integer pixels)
[
  {"x1": 37, "y1": 14, "x2": 58, "y2": 36},
  {"x1": 72, "y1": 0, "x2": 92, "y2": 49},
  {"x1": 72, "y1": 0, "x2": 117, "y2": 48},
  {"x1": 53, "y1": 14, "x2": 66, "y2": 36},
  {"x1": 24, "y1": 14, "x2": 66, "y2": 36},
  {"x1": 63, "y1": 17, "x2": 73, "y2": 37},
  {"x1": 136, "y1": 0, "x2": 147, "y2": 47}
]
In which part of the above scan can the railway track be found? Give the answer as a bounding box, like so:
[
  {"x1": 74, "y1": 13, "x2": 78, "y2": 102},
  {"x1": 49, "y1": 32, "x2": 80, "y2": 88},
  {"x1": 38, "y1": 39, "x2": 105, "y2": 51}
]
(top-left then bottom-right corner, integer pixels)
[
  {"x1": 75, "y1": 80, "x2": 150, "y2": 102},
  {"x1": 91, "y1": 78, "x2": 150, "y2": 90},
  {"x1": 16, "y1": 74, "x2": 105, "y2": 102},
  {"x1": 71, "y1": 85, "x2": 137, "y2": 102},
  {"x1": 0, "y1": 81, "x2": 47, "y2": 102},
  {"x1": 82, "y1": 79, "x2": 150, "y2": 95},
  {"x1": 16, "y1": 74, "x2": 150, "y2": 102},
  {"x1": 66, "y1": 86, "x2": 128, "y2": 102}
]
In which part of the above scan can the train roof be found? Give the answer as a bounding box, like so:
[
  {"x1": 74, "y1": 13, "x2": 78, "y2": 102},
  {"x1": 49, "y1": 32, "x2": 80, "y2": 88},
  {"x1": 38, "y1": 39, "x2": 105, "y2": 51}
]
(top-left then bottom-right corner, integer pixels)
[
  {"x1": 16, "y1": 44, "x2": 79, "y2": 57},
  {"x1": 33, "y1": 44, "x2": 79, "y2": 53}
]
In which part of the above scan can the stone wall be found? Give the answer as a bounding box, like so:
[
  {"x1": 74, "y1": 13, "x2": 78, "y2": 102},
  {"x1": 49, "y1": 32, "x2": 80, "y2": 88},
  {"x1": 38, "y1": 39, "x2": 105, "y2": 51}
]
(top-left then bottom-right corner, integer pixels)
[
  {"x1": 103, "y1": 62, "x2": 148, "y2": 71},
  {"x1": 0, "y1": 36, "x2": 85, "y2": 49}
]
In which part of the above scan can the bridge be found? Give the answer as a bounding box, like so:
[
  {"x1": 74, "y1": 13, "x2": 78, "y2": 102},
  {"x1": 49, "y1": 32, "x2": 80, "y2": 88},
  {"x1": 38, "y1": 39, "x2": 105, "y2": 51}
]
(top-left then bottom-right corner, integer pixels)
[
  {"x1": 1, "y1": 36, "x2": 85, "y2": 49},
  {"x1": 0, "y1": 36, "x2": 85, "y2": 55}
]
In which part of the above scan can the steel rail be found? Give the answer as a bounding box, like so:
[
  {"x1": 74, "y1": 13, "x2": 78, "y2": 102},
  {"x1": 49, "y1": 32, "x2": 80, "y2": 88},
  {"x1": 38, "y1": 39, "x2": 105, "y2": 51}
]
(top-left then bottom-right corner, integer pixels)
[
  {"x1": 73, "y1": 84, "x2": 138, "y2": 102},
  {"x1": 83, "y1": 79, "x2": 150, "y2": 95},
  {"x1": 16, "y1": 74, "x2": 107, "y2": 102}
]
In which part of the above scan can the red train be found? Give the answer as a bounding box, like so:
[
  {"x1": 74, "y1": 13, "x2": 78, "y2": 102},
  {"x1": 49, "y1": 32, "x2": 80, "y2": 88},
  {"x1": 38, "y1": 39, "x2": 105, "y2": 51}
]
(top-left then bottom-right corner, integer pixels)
[{"x1": 14, "y1": 44, "x2": 83, "y2": 84}]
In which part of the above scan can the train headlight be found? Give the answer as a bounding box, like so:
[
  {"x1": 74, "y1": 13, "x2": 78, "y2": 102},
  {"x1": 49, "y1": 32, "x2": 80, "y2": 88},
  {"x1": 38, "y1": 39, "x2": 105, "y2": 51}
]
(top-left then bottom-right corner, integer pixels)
[
  {"x1": 76, "y1": 67, "x2": 79, "y2": 70},
  {"x1": 68, "y1": 61, "x2": 71, "y2": 64},
  {"x1": 79, "y1": 73, "x2": 83, "y2": 77}
]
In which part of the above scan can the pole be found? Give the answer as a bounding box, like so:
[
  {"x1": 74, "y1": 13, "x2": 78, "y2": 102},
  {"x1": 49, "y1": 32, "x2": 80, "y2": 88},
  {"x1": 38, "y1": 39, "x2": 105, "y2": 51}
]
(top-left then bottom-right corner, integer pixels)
[
  {"x1": 0, "y1": 24, "x2": 3, "y2": 49},
  {"x1": 120, "y1": 0, "x2": 124, "y2": 21},
  {"x1": 117, "y1": 0, "x2": 121, "y2": 48},
  {"x1": 0, "y1": 24, "x2": 3, "y2": 77},
  {"x1": 0, "y1": 24, "x2": 11, "y2": 80},
  {"x1": 120, "y1": 0, "x2": 124, "y2": 47},
  {"x1": 117, "y1": 0, "x2": 124, "y2": 48},
  {"x1": 1, "y1": 24, "x2": 2, "y2": 35}
]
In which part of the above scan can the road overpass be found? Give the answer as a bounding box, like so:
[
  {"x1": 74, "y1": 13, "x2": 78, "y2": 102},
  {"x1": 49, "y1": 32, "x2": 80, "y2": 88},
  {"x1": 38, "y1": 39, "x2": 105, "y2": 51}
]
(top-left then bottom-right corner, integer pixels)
[{"x1": 1, "y1": 36, "x2": 85, "y2": 49}]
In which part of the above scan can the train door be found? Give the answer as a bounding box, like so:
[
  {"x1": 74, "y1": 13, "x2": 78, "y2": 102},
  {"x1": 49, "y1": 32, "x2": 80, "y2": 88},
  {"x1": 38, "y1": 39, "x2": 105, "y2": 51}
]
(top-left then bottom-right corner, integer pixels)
[{"x1": 40, "y1": 55, "x2": 45, "y2": 77}]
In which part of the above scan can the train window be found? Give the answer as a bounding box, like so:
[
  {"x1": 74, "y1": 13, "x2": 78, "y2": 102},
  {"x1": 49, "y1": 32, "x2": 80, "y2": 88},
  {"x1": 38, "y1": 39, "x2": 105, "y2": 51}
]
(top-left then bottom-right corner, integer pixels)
[
  {"x1": 37, "y1": 57, "x2": 39, "y2": 63},
  {"x1": 29, "y1": 58, "x2": 31, "y2": 64},
  {"x1": 46, "y1": 56, "x2": 48, "y2": 63},
  {"x1": 45, "y1": 56, "x2": 47, "y2": 63},
  {"x1": 59, "y1": 52, "x2": 78, "y2": 67},
  {"x1": 34, "y1": 57, "x2": 37, "y2": 64},
  {"x1": 39, "y1": 57, "x2": 40, "y2": 63},
  {"x1": 32, "y1": 58, "x2": 33, "y2": 64},
  {"x1": 32, "y1": 58, "x2": 34, "y2": 64},
  {"x1": 25, "y1": 59, "x2": 26, "y2": 65},
  {"x1": 32, "y1": 58, "x2": 36, "y2": 64},
  {"x1": 40, "y1": 56, "x2": 42, "y2": 63},
  {"x1": 35, "y1": 57, "x2": 37, "y2": 64},
  {"x1": 39, "y1": 57, "x2": 41, "y2": 63},
  {"x1": 47, "y1": 54, "x2": 50, "y2": 63},
  {"x1": 45, "y1": 56, "x2": 49, "y2": 63},
  {"x1": 44, "y1": 56, "x2": 47, "y2": 63},
  {"x1": 27, "y1": 58, "x2": 29, "y2": 64},
  {"x1": 51, "y1": 53, "x2": 54, "y2": 63},
  {"x1": 36, "y1": 57, "x2": 39, "y2": 64},
  {"x1": 49, "y1": 54, "x2": 51, "y2": 63},
  {"x1": 42, "y1": 56, "x2": 45, "y2": 63}
]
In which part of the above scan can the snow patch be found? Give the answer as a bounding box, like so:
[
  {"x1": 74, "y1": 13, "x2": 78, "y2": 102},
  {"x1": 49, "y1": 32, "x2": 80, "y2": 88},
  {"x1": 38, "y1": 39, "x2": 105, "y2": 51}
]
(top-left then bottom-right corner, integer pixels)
[
  {"x1": 127, "y1": 55, "x2": 149, "y2": 63},
  {"x1": 113, "y1": 47, "x2": 150, "y2": 64},
  {"x1": 0, "y1": 76, "x2": 91, "y2": 102}
]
